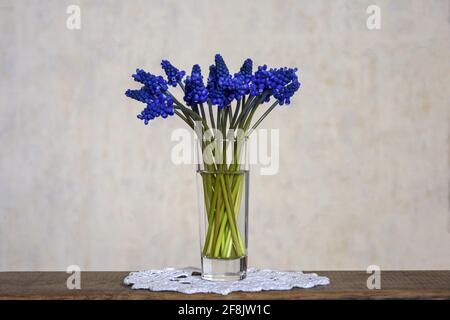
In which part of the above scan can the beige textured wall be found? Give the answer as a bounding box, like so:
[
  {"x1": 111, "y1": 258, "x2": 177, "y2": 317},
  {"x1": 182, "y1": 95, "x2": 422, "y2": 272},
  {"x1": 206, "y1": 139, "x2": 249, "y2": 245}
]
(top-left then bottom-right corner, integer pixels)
[{"x1": 0, "y1": 0, "x2": 449, "y2": 271}]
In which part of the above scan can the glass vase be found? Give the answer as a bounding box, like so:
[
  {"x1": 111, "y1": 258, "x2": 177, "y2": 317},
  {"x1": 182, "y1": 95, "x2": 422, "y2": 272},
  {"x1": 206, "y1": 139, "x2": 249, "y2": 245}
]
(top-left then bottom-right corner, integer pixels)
[{"x1": 196, "y1": 135, "x2": 249, "y2": 281}]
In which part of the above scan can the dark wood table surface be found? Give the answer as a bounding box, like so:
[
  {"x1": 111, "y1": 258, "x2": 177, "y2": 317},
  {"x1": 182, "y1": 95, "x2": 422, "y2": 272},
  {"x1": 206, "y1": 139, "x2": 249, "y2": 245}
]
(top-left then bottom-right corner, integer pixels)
[{"x1": 0, "y1": 271, "x2": 449, "y2": 300}]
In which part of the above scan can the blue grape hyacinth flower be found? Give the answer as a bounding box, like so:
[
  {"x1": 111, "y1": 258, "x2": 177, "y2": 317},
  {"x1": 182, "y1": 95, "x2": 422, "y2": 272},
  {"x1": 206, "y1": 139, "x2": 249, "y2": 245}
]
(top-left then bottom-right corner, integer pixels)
[
  {"x1": 183, "y1": 64, "x2": 208, "y2": 107},
  {"x1": 161, "y1": 60, "x2": 185, "y2": 87},
  {"x1": 125, "y1": 54, "x2": 301, "y2": 126}
]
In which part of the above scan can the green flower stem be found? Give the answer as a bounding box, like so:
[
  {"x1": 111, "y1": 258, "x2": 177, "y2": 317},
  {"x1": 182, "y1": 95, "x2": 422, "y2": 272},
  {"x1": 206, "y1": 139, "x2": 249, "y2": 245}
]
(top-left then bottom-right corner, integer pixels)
[
  {"x1": 222, "y1": 227, "x2": 231, "y2": 256},
  {"x1": 202, "y1": 177, "x2": 210, "y2": 213},
  {"x1": 247, "y1": 101, "x2": 279, "y2": 136},
  {"x1": 202, "y1": 177, "x2": 219, "y2": 256},
  {"x1": 222, "y1": 175, "x2": 244, "y2": 256},
  {"x1": 204, "y1": 191, "x2": 242, "y2": 258},
  {"x1": 239, "y1": 92, "x2": 270, "y2": 129},
  {"x1": 231, "y1": 99, "x2": 240, "y2": 127},
  {"x1": 207, "y1": 177, "x2": 220, "y2": 220},
  {"x1": 207, "y1": 127, "x2": 244, "y2": 258},
  {"x1": 218, "y1": 174, "x2": 244, "y2": 256},
  {"x1": 234, "y1": 91, "x2": 268, "y2": 129},
  {"x1": 212, "y1": 174, "x2": 243, "y2": 258},
  {"x1": 177, "y1": 80, "x2": 185, "y2": 93},
  {"x1": 174, "y1": 105, "x2": 204, "y2": 125},
  {"x1": 200, "y1": 142, "x2": 214, "y2": 202},
  {"x1": 216, "y1": 106, "x2": 221, "y2": 130},
  {"x1": 203, "y1": 170, "x2": 244, "y2": 258},
  {"x1": 212, "y1": 188, "x2": 222, "y2": 250},
  {"x1": 168, "y1": 92, "x2": 206, "y2": 128},
  {"x1": 211, "y1": 173, "x2": 226, "y2": 255},
  {"x1": 215, "y1": 139, "x2": 247, "y2": 258},
  {"x1": 212, "y1": 109, "x2": 234, "y2": 258},
  {"x1": 222, "y1": 109, "x2": 227, "y2": 165},
  {"x1": 232, "y1": 96, "x2": 254, "y2": 129},
  {"x1": 202, "y1": 92, "x2": 278, "y2": 259},
  {"x1": 174, "y1": 110, "x2": 194, "y2": 129},
  {"x1": 214, "y1": 206, "x2": 229, "y2": 257},
  {"x1": 199, "y1": 103, "x2": 207, "y2": 123},
  {"x1": 207, "y1": 101, "x2": 216, "y2": 129},
  {"x1": 192, "y1": 104, "x2": 200, "y2": 115},
  {"x1": 239, "y1": 99, "x2": 258, "y2": 129}
]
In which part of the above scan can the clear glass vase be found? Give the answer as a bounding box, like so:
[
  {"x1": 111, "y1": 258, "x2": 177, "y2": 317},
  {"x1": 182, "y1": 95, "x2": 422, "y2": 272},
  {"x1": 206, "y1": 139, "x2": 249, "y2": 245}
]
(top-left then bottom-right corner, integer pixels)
[{"x1": 196, "y1": 135, "x2": 249, "y2": 281}]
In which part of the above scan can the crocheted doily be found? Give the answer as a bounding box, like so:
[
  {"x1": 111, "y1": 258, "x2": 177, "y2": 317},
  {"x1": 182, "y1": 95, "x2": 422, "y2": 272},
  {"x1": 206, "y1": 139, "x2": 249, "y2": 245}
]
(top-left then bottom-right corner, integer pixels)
[{"x1": 124, "y1": 267, "x2": 330, "y2": 295}]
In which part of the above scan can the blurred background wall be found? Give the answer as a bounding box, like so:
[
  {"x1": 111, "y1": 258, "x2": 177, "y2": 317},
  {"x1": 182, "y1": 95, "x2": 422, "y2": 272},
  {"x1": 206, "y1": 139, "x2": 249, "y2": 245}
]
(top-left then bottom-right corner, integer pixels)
[{"x1": 0, "y1": 0, "x2": 449, "y2": 271}]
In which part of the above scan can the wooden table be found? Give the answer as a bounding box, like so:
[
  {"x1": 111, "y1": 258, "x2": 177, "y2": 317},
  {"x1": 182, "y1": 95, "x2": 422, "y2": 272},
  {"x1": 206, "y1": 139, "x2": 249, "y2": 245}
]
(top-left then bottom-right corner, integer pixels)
[{"x1": 0, "y1": 271, "x2": 449, "y2": 300}]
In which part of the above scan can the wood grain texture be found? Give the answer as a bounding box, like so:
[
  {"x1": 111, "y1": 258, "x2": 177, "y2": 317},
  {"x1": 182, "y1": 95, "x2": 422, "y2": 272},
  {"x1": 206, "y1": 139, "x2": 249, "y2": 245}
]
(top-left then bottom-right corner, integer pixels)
[{"x1": 0, "y1": 271, "x2": 449, "y2": 300}]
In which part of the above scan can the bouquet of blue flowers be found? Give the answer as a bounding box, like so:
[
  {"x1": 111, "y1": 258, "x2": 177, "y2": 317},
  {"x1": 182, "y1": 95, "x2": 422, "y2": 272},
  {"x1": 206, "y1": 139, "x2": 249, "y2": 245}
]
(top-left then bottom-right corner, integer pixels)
[{"x1": 126, "y1": 54, "x2": 300, "y2": 267}]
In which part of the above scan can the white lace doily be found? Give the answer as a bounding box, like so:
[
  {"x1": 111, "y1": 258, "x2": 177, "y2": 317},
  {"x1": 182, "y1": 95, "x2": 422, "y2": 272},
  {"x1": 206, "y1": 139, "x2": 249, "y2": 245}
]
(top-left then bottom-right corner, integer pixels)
[{"x1": 124, "y1": 267, "x2": 330, "y2": 295}]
